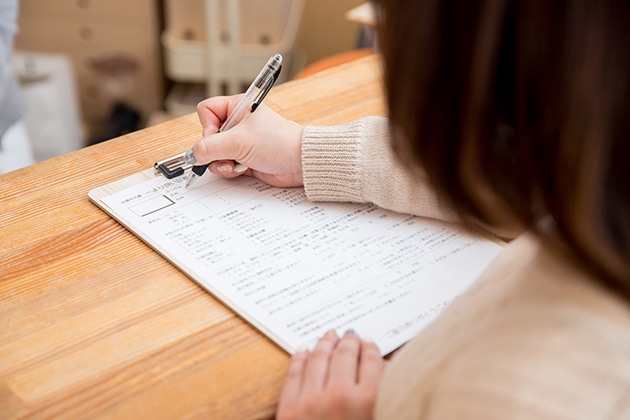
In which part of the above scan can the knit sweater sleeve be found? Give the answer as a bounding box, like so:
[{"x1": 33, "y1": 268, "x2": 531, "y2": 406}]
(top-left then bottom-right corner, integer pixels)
[{"x1": 301, "y1": 116, "x2": 453, "y2": 220}]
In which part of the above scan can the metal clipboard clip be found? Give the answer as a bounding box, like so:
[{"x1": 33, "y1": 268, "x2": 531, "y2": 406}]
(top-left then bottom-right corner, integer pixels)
[{"x1": 154, "y1": 151, "x2": 194, "y2": 179}]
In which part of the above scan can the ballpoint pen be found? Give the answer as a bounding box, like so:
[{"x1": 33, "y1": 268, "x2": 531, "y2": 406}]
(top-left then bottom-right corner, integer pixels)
[{"x1": 183, "y1": 54, "x2": 283, "y2": 188}]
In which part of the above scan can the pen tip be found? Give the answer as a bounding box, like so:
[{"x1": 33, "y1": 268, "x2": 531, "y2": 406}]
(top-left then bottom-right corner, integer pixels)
[{"x1": 185, "y1": 174, "x2": 196, "y2": 189}]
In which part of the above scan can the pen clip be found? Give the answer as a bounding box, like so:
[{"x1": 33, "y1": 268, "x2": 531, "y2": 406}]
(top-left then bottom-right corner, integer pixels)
[{"x1": 251, "y1": 64, "x2": 282, "y2": 112}]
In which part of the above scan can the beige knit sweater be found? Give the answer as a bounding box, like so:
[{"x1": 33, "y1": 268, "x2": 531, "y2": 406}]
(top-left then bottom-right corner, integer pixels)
[{"x1": 301, "y1": 117, "x2": 630, "y2": 419}]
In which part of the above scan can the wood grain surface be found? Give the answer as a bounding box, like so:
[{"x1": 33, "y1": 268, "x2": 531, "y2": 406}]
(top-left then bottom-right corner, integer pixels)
[{"x1": 0, "y1": 55, "x2": 385, "y2": 419}]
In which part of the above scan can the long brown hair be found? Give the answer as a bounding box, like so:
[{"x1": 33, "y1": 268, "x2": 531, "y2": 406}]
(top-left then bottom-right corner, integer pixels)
[{"x1": 374, "y1": 0, "x2": 630, "y2": 294}]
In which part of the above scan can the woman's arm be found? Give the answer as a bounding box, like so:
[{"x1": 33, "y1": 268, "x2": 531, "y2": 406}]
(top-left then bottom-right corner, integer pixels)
[
  {"x1": 302, "y1": 116, "x2": 452, "y2": 220},
  {"x1": 192, "y1": 96, "x2": 453, "y2": 221}
]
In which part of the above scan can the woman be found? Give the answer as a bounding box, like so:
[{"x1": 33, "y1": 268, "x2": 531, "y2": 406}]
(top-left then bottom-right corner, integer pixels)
[{"x1": 191, "y1": 1, "x2": 630, "y2": 418}]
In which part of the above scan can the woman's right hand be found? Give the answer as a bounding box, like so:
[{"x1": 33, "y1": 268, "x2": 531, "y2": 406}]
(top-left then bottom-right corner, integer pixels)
[{"x1": 191, "y1": 95, "x2": 305, "y2": 188}]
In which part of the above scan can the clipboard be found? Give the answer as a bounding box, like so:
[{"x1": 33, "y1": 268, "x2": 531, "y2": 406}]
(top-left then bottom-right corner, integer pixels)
[{"x1": 89, "y1": 167, "x2": 504, "y2": 355}]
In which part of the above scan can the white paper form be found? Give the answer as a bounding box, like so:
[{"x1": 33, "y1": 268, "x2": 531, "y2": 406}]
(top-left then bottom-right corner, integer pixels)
[{"x1": 98, "y1": 171, "x2": 502, "y2": 355}]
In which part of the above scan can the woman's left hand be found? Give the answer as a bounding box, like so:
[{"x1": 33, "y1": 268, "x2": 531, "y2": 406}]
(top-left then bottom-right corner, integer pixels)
[{"x1": 276, "y1": 330, "x2": 386, "y2": 420}]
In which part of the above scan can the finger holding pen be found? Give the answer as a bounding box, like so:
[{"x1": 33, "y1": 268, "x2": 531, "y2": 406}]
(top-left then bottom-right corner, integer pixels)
[
  {"x1": 190, "y1": 94, "x2": 250, "y2": 181},
  {"x1": 185, "y1": 54, "x2": 283, "y2": 188},
  {"x1": 188, "y1": 53, "x2": 305, "y2": 189},
  {"x1": 191, "y1": 101, "x2": 305, "y2": 188},
  {"x1": 196, "y1": 94, "x2": 235, "y2": 138}
]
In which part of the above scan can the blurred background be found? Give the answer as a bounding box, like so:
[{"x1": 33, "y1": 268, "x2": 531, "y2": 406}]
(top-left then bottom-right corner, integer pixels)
[{"x1": 10, "y1": 0, "x2": 376, "y2": 167}]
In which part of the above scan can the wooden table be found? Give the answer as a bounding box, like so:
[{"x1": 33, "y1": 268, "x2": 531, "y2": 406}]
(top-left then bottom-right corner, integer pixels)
[{"x1": 0, "y1": 55, "x2": 385, "y2": 419}]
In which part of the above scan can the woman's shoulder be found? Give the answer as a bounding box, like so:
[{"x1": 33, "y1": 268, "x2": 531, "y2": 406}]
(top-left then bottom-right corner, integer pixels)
[
  {"x1": 431, "y1": 294, "x2": 630, "y2": 418},
  {"x1": 436, "y1": 292, "x2": 630, "y2": 417}
]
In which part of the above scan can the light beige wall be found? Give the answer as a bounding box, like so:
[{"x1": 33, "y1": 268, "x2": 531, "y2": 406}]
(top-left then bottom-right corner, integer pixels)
[{"x1": 296, "y1": 0, "x2": 365, "y2": 66}]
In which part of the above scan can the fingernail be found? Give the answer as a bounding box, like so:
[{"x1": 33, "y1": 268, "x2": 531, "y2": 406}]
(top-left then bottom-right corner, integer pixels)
[
  {"x1": 361, "y1": 336, "x2": 373, "y2": 343},
  {"x1": 325, "y1": 329, "x2": 338, "y2": 338},
  {"x1": 234, "y1": 163, "x2": 248, "y2": 173},
  {"x1": 218, "y1": 162, "x2": 231, "y2": 173},
  {"x1": 295, "y1": 344, "x2": 308, "y2": 354},
  {"x1": 344, "y1": 328, "x2": 356, "y2": 336}
]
